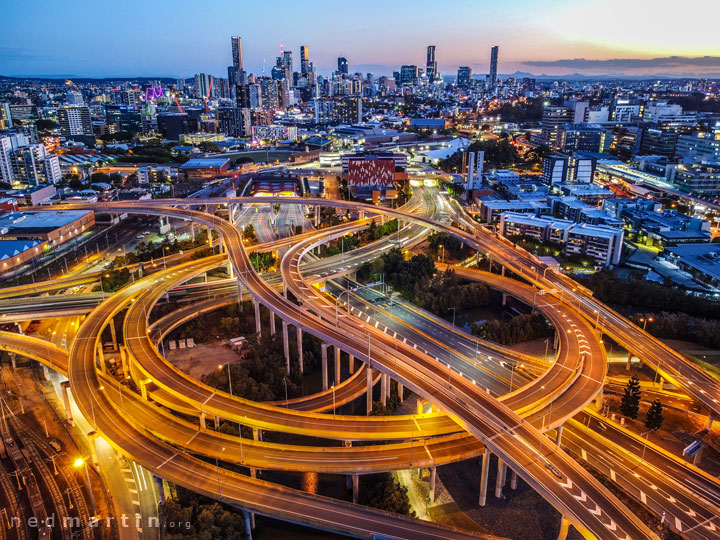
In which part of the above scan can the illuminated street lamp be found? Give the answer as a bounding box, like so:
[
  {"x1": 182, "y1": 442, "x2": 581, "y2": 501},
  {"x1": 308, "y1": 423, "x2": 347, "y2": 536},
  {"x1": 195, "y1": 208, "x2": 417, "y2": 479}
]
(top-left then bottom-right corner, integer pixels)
[
  {"x1": 74, "y1": 458, "x2": 96, "y2": 516},
  {"x1": 639, "y1": 316, "x2": 654, "y2": 331}
]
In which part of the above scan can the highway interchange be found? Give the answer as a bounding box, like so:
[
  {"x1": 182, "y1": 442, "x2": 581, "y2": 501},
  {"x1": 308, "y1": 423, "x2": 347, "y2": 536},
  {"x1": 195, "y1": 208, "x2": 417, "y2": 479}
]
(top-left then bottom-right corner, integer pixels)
[{"x1": 0, "y1": 185, "x2": 719, "y2": 539}]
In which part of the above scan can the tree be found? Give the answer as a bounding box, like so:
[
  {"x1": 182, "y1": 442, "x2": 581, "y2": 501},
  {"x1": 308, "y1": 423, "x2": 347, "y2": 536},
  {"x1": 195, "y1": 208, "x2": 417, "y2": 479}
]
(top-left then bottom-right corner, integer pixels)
[
  {"x1": 35, "y1": 119, "x2": 57, "y2": 132},
  {"x1": 620, "y1": 376, "x2": 642, "y2": 419},
  {"x1": 645, "y1": 399, "x2": 664, "y2": 430},
  {"x1": 198, "y1": 141, "x2": 221, "y2": 153}
]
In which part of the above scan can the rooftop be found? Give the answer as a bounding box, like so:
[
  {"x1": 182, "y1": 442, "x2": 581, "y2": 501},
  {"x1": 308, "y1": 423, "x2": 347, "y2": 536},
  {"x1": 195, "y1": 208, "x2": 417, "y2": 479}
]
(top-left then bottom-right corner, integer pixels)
[
  {"x1": 179, "y1": 158, "x2": 230, "y2": 169},
  {"x1": 0, "y1": 210, "x2": 92, "y2": 235},
  {"x1": 0, "y1": 240, "x2": 41, "y2": 260}
]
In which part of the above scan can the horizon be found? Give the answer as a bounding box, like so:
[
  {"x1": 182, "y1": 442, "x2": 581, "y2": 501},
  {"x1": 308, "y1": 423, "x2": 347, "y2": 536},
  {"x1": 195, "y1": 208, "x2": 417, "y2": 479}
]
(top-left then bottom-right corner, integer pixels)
[{"x1": 2, "y1": 0, "x2": 718, "y2": 79}]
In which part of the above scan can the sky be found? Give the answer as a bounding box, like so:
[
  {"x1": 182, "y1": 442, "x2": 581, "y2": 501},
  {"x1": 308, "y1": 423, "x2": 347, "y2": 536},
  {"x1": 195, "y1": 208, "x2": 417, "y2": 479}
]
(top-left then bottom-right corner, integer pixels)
[{"x1": 1, "y1": 0, "x2": 719, "y2": 78}]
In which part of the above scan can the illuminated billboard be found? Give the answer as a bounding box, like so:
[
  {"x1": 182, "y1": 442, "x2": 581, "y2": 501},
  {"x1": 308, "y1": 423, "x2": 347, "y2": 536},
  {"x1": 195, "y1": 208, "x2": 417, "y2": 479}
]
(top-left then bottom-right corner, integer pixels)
[{"x1": 347, "y1": 159, "x2": 395, "y2": 188}]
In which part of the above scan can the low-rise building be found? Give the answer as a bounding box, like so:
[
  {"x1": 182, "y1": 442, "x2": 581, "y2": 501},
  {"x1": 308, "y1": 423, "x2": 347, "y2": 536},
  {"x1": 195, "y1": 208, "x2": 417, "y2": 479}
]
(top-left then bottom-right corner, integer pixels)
[{"x1": 565, "y1": 223, "x2": 624, "y2": 267}]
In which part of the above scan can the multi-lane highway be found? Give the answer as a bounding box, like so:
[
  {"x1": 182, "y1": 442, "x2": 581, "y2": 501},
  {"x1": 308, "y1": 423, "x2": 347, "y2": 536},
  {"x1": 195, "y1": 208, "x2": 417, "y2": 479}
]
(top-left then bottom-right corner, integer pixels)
[{"x1": 4, "y1": 190, "x2": 718, "y2": 538}]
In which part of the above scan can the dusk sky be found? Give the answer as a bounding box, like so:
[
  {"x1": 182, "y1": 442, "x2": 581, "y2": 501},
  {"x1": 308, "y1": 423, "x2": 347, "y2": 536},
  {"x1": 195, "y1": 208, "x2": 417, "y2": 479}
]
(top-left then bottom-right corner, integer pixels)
[{"x1": 2, "y1": 0, "x2": 719, "y2": 78}]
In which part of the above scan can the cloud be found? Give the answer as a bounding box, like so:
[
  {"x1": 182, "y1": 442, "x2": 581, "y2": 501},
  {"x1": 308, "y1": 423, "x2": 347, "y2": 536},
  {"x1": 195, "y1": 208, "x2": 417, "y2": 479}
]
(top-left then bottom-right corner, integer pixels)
[{"x1": 521, "y1": 56, "x2": 720, "y2": 73}]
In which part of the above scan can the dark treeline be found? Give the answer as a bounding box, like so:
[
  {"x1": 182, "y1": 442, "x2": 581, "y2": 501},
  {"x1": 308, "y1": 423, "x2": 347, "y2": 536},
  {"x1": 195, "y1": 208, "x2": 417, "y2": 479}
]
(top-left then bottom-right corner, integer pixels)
[
  {"x1": 581, "y1": 271, "x2": 720, "y2": 320},
  {"x1": 472, "y1": 313, "x2": 553, "y2": 346}
]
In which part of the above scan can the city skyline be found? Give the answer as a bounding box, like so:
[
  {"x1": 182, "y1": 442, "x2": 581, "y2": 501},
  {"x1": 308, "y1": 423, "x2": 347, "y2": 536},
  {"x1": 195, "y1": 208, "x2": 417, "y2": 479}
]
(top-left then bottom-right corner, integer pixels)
[{"x1": 2, "y1": 0, "x2": 719, "y2": 78}]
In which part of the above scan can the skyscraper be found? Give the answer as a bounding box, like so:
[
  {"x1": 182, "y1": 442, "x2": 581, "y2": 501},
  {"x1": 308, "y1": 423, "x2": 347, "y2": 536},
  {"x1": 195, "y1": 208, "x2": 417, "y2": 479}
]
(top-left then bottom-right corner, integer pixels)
[
  {"x1": 426, "y1": 46, "x2": 438, "y2": 81},
  {"x1": 337, "y1": 57, "x2": 348, "y2": 75},
  {"x1": 230, "y1": 36, "x2": 243, "y2": 85},
  {"x1": 300, "y1": 46, "x2": 310, "y2": 75},
  {"x1": 489, "y1": 45, "x2": 499, "y2": 88},
  {"x1": 282, "y1": 51, "x2": 293, "y2": 79}
]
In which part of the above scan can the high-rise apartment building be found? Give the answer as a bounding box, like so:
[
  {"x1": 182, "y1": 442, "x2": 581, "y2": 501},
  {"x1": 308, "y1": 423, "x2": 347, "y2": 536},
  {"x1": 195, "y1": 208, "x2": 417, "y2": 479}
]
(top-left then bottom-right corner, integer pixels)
[
  {"x1": 0, "y1": 103, "x2": 11, "y2": 130},
  {"x1": 0, "y1": 134, "x2": 60, "y2": 186},
  {"x1": 337, "y1": 57, "x2": 348, "y2": 75},
  {"x1": 217, "y1": 107, "x2": 252, "y2": 138},
  {"x1": 539, "y1": 106, "x2": 573, "y2": 148},
  {"x1": 57, "y1": 106, "x2": 92, "y2": 137},
  {"x1": 489, "y1": 45, "x2": 499, "y2": 87},
  {"x1": 230, "y1": 36, "x2": 243, "y2": 85}
]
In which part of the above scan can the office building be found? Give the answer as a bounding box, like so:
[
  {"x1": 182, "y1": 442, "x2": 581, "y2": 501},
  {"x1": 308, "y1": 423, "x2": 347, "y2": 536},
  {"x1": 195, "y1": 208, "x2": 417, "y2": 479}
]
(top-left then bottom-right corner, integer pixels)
[
  {"x1": 105, "y1": 105, "x2": 144, "y2": 134},
  {"x1": 676, "y1": 127, "x2": 720, "y2": 165},
  {"x1": 65, "y1": 91, "x2": 84, "y2": 105},
  {"x1": 57, "y1": 106, "x2": 93, "y2": 136},
  {"x1": 457, "y1": 67, "x2": 471, "y2": 87},
  {"x1": 399, "y1": 65, "x2": 419, "y2": 86},
  {"x1": 426, "y1": 46, "x2": 438, "y2": 81},
  {"x1": 489, "y1": 45, "x2": 499, "y2": 88},
  {"x1": 558, "y1": 124, "x2": 605, "y2": 153},
  {"x1": 300, "y1": 45, "x2": 310, "y2": 75},
  {"x1": 568, "y1": 155, "x2": 596, "y2": 184},
  {"x1": 338, "y1": 57, "x2": 348, "y2": 75},
  {"x1": 639, "y1": 128, "x2": 678, "y2": 158},
  {"x1": 282, "y1": 51, "x2": 293, "y2": 79},
  {"x1": 157, "y1": 113, "x2": 190, "y2": 140}
]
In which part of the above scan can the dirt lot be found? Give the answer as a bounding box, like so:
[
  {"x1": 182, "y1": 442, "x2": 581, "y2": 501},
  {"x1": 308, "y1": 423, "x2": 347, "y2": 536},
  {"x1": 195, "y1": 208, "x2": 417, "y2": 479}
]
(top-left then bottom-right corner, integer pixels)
[{"x1": 165, "y1": 342, "x2": 244, "y2": 379}]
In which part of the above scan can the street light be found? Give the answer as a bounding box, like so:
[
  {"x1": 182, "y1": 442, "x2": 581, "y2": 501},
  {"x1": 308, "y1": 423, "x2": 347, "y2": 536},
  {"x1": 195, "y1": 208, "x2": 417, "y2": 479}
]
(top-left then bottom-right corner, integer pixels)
[
  {"x1": 639, "y1": 316, "x2": 654, "y2": 331},
  {"x1": 439, "y1": 244, "x2": 445, "y2": 264},
  {"x1": 74, "y1": 458, "x2": 96, "y2": 516}
]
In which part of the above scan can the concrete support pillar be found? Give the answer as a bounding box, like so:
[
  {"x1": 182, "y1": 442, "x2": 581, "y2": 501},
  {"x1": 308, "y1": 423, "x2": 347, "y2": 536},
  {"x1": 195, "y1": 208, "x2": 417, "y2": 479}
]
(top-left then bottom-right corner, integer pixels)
[
  {"x1": 208, "y1": 227, "x2": 213, "y2": 249},
  {"x1": 139, "y1": 379, "x2": 150, "y2": 401},
  {"x1": 658, "y1": 376, "x2": 664, "y2": 391},
  {"x1": 282, "y1": 321, "x2": 290, "y2": 375},
  {"x1": 380, "y1": 373, "x2": 388, "y2": 406},
  {"x1": 41, "y1": 364, "x2": 49, "y2": 380},
  {"x1": 502, "y1": 292, "x2": 507, "y2": 306},
  {"x1": 9, "y1": 352, "x2": 16, "y2": 369},
  {"x1": 190, "y1": 222, "x2": 195, "y2": 241},
  {"x1": 626, "y1": 352, "x2": 633, "y2": 371},
  {"x1": 479, "y1": 448, "x2": 491, "y2": 506},
  {"x1": 60, "y1": 381, "x2": 73, "y2": 425},
  {"x1": 556, "y1": 517, "x2": 571, "y2": 540},
  {"x1": 153, "y1": 475, "x2": 166, "y2": 505},
  {"x1": 348, "y1": 354, "x2": 355, "y2": 375},
  {"x1": 109, "y1": 319, "x2": 118, "y2": 352},
  {"x1": 352, "y1": 475, "x2": 359, "y2": 504},
  {"x1": 296, "y1": 327, "x2": 304, "y2": 374},
  {"x1": 321, "y1": 343, "x2": 329, "y2": 391},
  {"x1": 429, "y1": 466, "x2": 437, "y2": 503},
  {"x1": 252, "y1": 428, "x2": 262, "y2": 442},
  {"x1": 501, "y1": 266, "x2": 505, "y2": 277},
  {"x1": 199, "y1": 412, "x2": 207, "y2": 432},
  {"x1": 366, "y1": 368, "x2": 373, "y2": 415},
  {"x1": 236, "y1": 278, "x2": 244, "y2": 312},
  {"x1": 398, "y1": 383, "x2": 404, "y2": 403},
  {"x1": 556, "y1": 424, "x2": 564, "y2": 448},
  {"x1": 510, "y1": 469, "x2": 518, "y2": 490},
  {"x1": 243, "y1": 510, "x2": 253, "y2": 540},
  {"x1": 269, "y1": 311, "x2": 276, "y2": 336},
  {"x1": 638, "y1": 358, "x2": 644, "y2": 369},
  {"x1": 494, "y1": 458, "x2": 506, "y2": 498},
  {"x1": 334, "y1": 347, "x2": 341, "y2": 386},
  {"x1": 87, "y1": 431, "x2": 99, "y2": 466},
  {"x1": 96, "y1": 342, "x2": 105, "y2": 373},
  {"x1": 708, "y1": 413, "x2": 714, "y2": 431},
  {"x1": 417, "y1": 400, "x2": 424, "y2": 415},
  {"x1": 227, "y1": 261, "x2": 235, "y2": 280},
  {"x1": 253, "y1": 300, "x2": 261, "y2": 341}
]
